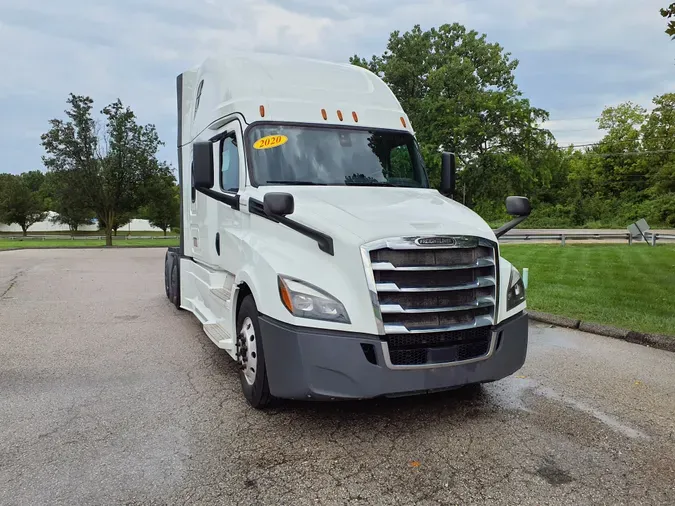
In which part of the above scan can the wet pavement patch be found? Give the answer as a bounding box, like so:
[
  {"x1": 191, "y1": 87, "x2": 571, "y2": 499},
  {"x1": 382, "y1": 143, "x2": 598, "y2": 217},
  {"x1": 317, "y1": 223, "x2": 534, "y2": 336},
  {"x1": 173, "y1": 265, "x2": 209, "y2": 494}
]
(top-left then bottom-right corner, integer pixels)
[
  {"x1": 536, "y1": 458, "x2": 574, "y2": 486},
  {"x1": 115, "y1": 314, "x2": 140, "y2": 321}
]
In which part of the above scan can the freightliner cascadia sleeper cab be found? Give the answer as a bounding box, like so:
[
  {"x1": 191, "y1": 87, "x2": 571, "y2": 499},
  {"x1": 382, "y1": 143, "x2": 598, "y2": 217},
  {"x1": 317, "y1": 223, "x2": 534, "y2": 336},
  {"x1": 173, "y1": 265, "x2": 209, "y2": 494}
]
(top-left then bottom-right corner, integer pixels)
[{"x1": 164, "y1": 52, "x2": 531, "y2": 408}]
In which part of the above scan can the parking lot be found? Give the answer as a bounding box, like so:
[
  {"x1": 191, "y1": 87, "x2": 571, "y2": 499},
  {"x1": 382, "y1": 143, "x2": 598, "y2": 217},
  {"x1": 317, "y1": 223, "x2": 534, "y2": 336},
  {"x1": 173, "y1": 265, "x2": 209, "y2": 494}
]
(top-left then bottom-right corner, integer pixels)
[{"x1": 1, "y1": 248, "x2": 674, "y2": 505}]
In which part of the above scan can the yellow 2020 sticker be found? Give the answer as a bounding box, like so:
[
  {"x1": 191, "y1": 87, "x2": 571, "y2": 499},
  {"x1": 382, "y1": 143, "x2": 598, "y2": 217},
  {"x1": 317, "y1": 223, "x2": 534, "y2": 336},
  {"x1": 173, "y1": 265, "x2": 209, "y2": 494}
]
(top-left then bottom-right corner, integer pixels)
[{"x1": 253, "y1": 135, "x2": 288, "y2": 150}]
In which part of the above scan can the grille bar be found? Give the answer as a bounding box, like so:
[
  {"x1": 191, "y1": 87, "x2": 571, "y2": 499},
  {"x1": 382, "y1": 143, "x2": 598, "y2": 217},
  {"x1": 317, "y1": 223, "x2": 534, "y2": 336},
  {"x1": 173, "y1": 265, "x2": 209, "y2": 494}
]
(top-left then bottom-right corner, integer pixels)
[
  {"x1": 376, "y1": 276, "x2": 495, "y2": 293},
  {"x1": 380, "y1": 296, "x2": 495, "y2": 314},
  {"x1": 384, "y1": 314, "x2": 494, "y2": 335},
  {"x1": 371, "y1": 257, "x2": 495, "y2": 272}
]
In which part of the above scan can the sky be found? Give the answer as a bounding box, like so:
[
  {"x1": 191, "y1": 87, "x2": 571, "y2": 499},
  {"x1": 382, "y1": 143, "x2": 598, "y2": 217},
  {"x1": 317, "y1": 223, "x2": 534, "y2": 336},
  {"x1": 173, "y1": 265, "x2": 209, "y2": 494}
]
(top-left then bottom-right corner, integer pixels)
[{"x1": 0, "y1": 0, "x2": 673, "y2": 175}]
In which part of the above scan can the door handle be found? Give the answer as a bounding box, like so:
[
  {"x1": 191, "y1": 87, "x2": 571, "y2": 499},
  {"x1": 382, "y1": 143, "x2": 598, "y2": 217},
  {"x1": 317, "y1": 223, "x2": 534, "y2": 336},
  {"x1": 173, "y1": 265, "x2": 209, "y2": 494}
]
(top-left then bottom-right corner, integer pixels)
[{"x1": 215, "y1": 232, "x2": 220, "y2": 256}]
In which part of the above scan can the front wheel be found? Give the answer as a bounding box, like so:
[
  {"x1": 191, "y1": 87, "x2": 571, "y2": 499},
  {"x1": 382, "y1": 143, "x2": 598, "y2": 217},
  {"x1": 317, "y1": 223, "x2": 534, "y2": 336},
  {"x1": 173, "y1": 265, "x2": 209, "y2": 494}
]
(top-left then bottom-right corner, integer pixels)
[{"x1": 236, "y1": 295, "x2": 274, "y2": 409}]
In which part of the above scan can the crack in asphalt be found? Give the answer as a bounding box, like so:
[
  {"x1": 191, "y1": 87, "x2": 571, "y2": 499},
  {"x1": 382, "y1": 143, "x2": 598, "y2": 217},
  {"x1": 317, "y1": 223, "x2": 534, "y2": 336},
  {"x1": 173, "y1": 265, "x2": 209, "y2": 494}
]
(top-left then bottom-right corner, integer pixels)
[{"x1": 0, "y1": 269, "x2": 23, "y2": 299}]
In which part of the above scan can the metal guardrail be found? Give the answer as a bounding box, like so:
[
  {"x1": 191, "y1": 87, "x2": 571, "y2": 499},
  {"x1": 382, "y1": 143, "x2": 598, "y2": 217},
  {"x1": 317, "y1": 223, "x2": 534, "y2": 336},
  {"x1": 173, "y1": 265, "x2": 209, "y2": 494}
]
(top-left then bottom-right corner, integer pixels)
[
  {"x1": 499, "y1": 232, "x2": 675, "y2": 245},
  {"x1": 2, "y1": 235, "x2": 179, "y2": 241}
]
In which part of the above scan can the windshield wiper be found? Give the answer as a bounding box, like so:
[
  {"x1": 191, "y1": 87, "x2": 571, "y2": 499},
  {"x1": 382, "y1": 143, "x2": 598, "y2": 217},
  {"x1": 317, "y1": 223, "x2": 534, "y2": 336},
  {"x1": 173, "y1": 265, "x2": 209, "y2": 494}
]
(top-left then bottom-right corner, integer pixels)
[
  {"x1": 265, "y1": 180, "x2": 327, "y2": 185},
  {"x1": 344, "y1": 181, "x2": 397, "y2": 187}
]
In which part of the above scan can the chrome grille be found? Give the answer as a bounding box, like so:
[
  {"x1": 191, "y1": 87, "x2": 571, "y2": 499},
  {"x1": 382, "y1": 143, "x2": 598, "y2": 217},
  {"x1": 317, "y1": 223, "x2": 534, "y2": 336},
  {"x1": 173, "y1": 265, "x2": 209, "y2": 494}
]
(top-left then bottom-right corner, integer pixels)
[{"x1": 365, "y1": 236, "x2": 498, "y2": 367}]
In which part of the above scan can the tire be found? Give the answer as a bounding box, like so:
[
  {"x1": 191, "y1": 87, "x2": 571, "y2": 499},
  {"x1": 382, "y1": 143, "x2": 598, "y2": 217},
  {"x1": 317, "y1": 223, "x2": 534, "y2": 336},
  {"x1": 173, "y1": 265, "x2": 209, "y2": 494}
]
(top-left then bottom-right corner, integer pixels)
[
  {"x1": 170, "y1": 261, "x2": 181, "y2": 310},
  {"x1": 164, "y1": 252, "x2": 171, "y2": 300},
  {"x1": 236, "y1": 295, "x2": 274, "y2": 409}
]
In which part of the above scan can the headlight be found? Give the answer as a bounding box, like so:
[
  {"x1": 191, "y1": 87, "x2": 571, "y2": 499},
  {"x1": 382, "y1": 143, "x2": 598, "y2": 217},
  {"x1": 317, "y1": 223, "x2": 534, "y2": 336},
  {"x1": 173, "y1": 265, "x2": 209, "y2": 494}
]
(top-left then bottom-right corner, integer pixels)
[
  {"x1": 277, "y1": 276, "x2": 350, "y2": 323},
  {"x1": 506, "y1": 265, "x2": 526, "y2": 311}
]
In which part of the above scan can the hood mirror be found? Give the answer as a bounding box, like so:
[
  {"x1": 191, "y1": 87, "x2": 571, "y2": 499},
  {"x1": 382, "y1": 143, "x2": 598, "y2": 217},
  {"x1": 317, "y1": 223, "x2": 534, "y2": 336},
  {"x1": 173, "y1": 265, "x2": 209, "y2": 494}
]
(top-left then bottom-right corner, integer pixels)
[
  {"x1": 264, "y1": 192, "x2": 295, "y2": 217},
  {"x1": 494, "y1": 196, "x2": 532, "y2": 238},
  {"x1": 505, "y1": 196, "x2": 531, "y2": 217},
  {"x1": 440, "y1": 152, "x2": 456, "y2": 199}
]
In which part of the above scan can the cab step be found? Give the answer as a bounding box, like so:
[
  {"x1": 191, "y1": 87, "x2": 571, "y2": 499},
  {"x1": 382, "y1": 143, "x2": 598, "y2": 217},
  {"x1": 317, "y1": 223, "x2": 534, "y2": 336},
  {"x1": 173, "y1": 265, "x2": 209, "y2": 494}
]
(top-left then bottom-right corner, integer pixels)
[{"x1": 203, "y1": 321, "x2": 234, "y2": 351}]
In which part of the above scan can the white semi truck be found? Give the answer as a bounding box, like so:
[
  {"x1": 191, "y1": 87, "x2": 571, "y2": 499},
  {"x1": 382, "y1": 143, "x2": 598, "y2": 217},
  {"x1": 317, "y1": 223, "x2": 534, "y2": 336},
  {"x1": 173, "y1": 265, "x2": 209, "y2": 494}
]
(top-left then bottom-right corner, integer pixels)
[{"x1": 164, "y1": 52, "x2": 531, "y2": 408}]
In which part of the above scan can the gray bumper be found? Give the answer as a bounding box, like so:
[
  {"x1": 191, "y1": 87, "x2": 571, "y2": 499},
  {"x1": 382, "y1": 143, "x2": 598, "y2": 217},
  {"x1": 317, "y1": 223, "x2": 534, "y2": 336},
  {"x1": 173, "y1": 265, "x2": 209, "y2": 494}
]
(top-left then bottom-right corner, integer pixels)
[{"x1": 260, "y1": 311, "x2": 528, "y2": 401}]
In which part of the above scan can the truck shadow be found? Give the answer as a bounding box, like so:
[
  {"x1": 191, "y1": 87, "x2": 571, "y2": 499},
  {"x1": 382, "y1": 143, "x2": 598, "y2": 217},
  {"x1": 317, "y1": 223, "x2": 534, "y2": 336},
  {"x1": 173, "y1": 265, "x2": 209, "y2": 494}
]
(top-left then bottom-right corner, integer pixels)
[{"x1": 265, "y1": 382, "x2": 493, "y2": 423}]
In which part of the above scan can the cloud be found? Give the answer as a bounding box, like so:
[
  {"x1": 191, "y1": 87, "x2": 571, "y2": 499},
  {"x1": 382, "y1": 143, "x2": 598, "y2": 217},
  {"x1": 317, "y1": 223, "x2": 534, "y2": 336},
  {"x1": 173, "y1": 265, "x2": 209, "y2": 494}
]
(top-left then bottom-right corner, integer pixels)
[{"x1": 0, "y1": 0, "x2": 673, "y2": 175}]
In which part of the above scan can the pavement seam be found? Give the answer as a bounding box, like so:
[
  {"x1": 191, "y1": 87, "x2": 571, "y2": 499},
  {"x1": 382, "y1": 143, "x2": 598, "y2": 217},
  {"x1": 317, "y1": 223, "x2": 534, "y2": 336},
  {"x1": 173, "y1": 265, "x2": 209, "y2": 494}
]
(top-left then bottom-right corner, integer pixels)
[
  {"x1": 528, "y1": 310, "x2": 675, "y2": 353},
  {"x1": 0, "y1": 270, "x2": 23, "y2": 299}
]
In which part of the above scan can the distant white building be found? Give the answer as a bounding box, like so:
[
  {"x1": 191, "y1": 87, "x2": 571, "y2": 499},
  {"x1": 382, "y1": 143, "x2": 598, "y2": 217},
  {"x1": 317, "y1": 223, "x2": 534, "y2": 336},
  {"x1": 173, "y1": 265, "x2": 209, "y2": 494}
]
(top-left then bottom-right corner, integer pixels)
[{"x1": 0, "y1": 211, "x2": 163, "y2": 233}]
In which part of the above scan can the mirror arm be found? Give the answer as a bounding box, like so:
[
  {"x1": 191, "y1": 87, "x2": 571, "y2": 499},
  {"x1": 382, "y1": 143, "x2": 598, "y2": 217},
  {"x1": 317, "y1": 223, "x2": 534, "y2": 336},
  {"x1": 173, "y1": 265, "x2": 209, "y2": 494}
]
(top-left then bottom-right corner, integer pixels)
[
  {"x1": 249, "y1": 198, "x2": 334, "y2": 256},
  {"x1": 493, "y1": 215, "x2": 528, "y2": 238}
]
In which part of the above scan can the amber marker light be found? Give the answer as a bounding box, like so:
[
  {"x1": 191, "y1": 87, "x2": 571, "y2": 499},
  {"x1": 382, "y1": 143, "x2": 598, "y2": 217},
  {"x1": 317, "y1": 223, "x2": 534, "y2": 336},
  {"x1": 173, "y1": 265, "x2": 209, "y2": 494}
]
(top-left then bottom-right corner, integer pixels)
[{"x1": 278, "y1": 277, "x2": 294, "y2": 313}]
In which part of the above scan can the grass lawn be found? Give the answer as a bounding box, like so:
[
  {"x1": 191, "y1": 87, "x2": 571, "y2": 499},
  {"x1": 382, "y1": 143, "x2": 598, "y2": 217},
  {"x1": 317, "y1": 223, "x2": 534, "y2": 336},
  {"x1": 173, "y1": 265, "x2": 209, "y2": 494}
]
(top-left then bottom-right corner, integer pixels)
[
  {"x1": 500, "y1": 244, "x2": 675, "y2": 337},
  {"x1": 0, "y1": 238, "x2": 179, "y2": 249}
]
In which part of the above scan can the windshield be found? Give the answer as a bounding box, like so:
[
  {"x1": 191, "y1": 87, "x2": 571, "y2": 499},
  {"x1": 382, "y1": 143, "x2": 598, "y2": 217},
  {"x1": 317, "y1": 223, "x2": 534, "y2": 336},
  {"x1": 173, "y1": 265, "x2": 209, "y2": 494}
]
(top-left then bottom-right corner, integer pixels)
[{"x1": 246, "y1": 124, "x2": 429, "y2": 188}]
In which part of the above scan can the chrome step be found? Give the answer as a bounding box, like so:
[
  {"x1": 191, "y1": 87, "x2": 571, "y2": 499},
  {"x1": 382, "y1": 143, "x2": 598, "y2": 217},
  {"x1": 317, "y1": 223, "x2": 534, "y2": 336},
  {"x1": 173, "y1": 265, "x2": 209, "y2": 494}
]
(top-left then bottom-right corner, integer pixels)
[{"x1": 203, "y1": 322, "x2": 232, "y2": 347}]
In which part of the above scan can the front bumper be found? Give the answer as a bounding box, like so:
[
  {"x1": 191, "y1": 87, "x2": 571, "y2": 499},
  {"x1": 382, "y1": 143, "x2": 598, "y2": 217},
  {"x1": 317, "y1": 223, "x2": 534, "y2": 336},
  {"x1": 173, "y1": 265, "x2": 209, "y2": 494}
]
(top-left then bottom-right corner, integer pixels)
[{"x1": 260, "y1": 311, "x2": 529, "y2": 400}]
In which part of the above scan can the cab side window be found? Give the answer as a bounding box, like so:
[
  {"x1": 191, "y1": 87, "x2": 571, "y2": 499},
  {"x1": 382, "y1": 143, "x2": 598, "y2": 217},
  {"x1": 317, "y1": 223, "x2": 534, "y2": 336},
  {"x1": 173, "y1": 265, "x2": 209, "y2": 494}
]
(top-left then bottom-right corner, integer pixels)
[{"x1": 220, "y1": 135, "x2": 239, "y2": 192}]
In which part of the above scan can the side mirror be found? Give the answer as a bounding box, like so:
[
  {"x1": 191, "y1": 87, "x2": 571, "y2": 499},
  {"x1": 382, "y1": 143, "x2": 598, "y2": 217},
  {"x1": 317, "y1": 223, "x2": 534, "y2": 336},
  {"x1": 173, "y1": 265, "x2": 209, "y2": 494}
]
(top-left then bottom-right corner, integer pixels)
[
  {"x1": 440, "y1": 152, "x2": 456, "y2": 198},
  {"x1": 264, "y1": 192, "x2": 294, "y2": 217},
  {"x1": 193, "y1": 141, "x2": 214, "y2": 189},
  {"x1": 505, "y1": 196, "x2": 531, "y2": 217},
  {"x1": 494, "y1": 196, "x2": 532, "y2": 238}
]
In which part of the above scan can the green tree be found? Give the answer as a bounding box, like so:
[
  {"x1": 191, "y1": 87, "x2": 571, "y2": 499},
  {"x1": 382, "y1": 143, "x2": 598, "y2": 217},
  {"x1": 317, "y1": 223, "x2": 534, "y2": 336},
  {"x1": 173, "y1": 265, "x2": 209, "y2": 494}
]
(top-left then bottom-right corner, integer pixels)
[
  {"x1": 41, "y1": 171, "x2": 95, "y2": 231},
  {"x1": 662, "y1": 3, "x2": 675, "y2": 38},
  {"x1": 112, "y1": 213, "x2": 133, "y2": 236},
  {"x1": 21, "y1": 170, "x2": 46, "y2": 193},
  {"x1": 41, "y1": 94, "x2": 167, "y2": 246},
  {"x1": 592, "y1": 102, "x2": 649, "y2": 199},
  {"x1": 640, "y1": 93, "x2": 675, "y2": 225},
  {"x1": 139, "y1": 168, "x2": 180, "y2": 236},
  {"x1": 0, "y1": 173, "x2": 47, "y2": 236},
  {"x1": 0, "y1": 173, "x2": 15, "y2": 224},
  {"x1": 642, "y1": 93, "x2": 675, "y2": 194},
  {"x1": 549, "y1": 94, "x2": 675, "y2": 228},
  {"x1": 350, "y1": 23, "x2": 553, "y2": 218}
]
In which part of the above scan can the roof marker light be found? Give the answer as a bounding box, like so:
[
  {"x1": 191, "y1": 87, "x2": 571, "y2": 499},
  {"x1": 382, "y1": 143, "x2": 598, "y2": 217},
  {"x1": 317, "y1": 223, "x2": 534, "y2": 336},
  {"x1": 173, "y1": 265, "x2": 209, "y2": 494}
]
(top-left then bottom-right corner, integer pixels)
[
  {"x1": 400, "y1": 116, "x2": 407, "y2": 128},
  {"x1": 259, "y1": 105, "x2": 265, "y2": 117},
  {"x1": 321, "y1": 109, "x2": 328, "y2": 120},
  {"x1": 352, "y1": 111, "x2": 359, "y2": 122},
  {"x1": 337, "y1": 110, "x2": 344, "y2": 121}
]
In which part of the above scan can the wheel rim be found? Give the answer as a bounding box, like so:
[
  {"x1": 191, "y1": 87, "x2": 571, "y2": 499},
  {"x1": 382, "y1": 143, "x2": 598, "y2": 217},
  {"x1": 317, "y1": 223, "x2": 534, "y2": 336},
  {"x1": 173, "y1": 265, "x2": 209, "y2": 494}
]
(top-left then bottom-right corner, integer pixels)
[{"x1": 239, "y1": 317, "x2": 258, "y2": 386}]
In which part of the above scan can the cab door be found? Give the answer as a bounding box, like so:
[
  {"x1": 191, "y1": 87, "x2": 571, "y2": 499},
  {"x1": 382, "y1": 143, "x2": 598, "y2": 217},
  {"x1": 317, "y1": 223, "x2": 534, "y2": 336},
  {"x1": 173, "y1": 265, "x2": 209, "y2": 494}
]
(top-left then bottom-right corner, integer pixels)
[{"x1": 213, "y1": 119, "x2": 247, "y2": 330}]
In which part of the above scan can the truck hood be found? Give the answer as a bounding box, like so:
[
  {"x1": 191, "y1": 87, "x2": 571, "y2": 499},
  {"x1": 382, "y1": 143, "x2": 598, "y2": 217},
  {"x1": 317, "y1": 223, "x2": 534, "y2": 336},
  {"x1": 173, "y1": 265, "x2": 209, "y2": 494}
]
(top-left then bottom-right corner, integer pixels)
[{"x1": 252, "y1": 187, "x2": 497, "y2": 245}]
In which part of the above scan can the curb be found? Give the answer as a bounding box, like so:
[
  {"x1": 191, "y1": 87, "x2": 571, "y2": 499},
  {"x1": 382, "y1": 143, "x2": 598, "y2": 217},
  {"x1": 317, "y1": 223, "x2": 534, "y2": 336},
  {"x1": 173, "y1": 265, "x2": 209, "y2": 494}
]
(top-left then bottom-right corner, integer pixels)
[{"x1": 528, "y1": 311, "x2": 675, "y2": 353}]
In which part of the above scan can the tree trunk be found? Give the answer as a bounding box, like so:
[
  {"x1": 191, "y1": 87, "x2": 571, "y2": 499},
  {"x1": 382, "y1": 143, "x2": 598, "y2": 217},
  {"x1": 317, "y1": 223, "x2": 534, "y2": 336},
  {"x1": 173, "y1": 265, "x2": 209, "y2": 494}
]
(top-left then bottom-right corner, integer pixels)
[
  {"x1": 22, "y1": 226, "x2": 28, "y2": 237},
  {"x1": 163, "y1": 228, "x2": 167, "y2": 237},
  {"x1": 105, "y1": 211, "x2": 114, "y2": 247}
]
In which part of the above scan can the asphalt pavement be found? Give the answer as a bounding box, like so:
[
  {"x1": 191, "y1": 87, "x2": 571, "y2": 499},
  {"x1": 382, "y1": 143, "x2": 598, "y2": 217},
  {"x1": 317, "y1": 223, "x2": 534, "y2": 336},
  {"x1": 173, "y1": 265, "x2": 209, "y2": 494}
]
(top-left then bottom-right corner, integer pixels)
[{"x1": 1, "y1": 249, "x2": 674, "y2": 505}]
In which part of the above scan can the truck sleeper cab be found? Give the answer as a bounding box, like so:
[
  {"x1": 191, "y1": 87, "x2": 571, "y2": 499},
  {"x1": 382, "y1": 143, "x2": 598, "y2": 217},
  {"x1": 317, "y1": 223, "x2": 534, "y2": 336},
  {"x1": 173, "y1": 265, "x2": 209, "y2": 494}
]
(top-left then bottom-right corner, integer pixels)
[{"x1": 164, "y1": 53, "x2": 530, "y2": 408}]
